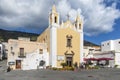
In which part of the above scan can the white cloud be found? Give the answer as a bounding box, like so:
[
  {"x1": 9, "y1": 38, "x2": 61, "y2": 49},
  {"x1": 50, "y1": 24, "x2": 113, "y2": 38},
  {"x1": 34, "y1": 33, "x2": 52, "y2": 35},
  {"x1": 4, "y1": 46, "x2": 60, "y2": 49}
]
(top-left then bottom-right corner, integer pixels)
[
  {"x1": 77, "y1": 0, "x2": 120, "y2": 36},
  {"x1": 0, "y1": 0, "x2": 120, "y2": 35},
  {"x1": 0, "y1": 0, "x2": 50, "y2": 28}
]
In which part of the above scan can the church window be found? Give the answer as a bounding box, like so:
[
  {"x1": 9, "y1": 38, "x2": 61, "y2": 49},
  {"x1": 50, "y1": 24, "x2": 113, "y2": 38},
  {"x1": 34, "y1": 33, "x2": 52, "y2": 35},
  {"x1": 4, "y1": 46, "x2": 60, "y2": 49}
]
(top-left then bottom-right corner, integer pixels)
[
  {"x1": 55, "y1": 16, "x2": 57, "y2": 23},
  {"x1": 67, "y1": 38, "x2": 71, "y2": 47},
  {"x1": 75, "y1": 23, "x2": 77, "y2": 29},
  {"x1": 79, "y1": 24, "x2": 81, "y2": 29},
  {"x1": 66, "y1": 35, "x2": 72, "y2": 48}
]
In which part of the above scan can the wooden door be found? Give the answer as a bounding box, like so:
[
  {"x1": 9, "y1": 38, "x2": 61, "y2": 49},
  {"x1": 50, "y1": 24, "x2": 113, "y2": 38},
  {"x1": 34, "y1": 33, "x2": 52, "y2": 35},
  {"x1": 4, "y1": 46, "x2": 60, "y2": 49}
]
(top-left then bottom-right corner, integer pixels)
[{"x1": 16, "y1": 60, "x2": 21, "y2": 69}]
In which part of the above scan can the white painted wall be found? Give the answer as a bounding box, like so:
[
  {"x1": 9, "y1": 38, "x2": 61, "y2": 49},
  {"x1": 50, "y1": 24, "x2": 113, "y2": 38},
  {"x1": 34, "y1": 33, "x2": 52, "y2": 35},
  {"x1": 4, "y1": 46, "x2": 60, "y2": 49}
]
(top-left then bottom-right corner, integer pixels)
[
  {"x1": 115, "y1": 52, "x2": 120, "y2": 67},
  {"x1": 114, "y1": 39, "x2": 120, "y2": 52},
  {"x1": 94, "y1": 52, "x2": 115, "y2": 67},
  {"x1": 101, "y1": 39, "x2": 120, "y2": 52},
  {"x1": 0, "y1": 44, "x2": 3, "y2": 60},
  {"x1": 101, "y1": 39, "x2": 120, "y2": 68},
  {"x1": 2, "y1": 42, "x2": 8, "y2": 59},
  {"x1": 79, "y1": 31, "x2": 84, "y2": 63},
  {"x1": 50, "y1": 26, "x2": 57, "y2": 67},
  {"x1": 22, "y1": 49, "x2": 49, "y2": 70},
  {"x1": 101, "y1": 40, "x2": 113, "y2": 52}
]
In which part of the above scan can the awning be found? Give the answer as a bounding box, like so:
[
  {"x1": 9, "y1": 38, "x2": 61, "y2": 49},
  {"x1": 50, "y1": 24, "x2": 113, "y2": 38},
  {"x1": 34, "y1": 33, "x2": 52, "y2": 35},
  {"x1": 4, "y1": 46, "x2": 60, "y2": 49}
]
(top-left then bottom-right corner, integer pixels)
[
  {"x1": 84, "y1": 58, "x2": 98, "y2": 61},
  {"x1": 84, "y1": 57, "x2": 114, "y2": 61},
  {"x1": 97, "y1": 57, "x2": 114, "y2": 60}
]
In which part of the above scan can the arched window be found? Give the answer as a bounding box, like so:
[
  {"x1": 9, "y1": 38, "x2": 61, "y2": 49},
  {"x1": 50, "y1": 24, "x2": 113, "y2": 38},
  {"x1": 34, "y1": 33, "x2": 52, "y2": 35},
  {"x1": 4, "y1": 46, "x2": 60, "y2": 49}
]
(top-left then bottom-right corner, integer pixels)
[
  {"x1": 66, "y1": 35, "x2": 72, "y2": 48},
  {"x1": 55, "y1": 16, "x2": 57, "y2": 23},
  {"x1": 79, "y1": 24, "x2": 81, "y2": 29}
]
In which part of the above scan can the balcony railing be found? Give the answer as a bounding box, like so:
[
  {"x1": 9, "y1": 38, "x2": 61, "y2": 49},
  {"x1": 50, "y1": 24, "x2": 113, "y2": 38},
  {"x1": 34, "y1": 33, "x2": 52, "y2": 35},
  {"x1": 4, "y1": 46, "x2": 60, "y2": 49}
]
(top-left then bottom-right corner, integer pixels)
[{"x1": 18, "y1": 52, "x2": 26, "y2": 58}]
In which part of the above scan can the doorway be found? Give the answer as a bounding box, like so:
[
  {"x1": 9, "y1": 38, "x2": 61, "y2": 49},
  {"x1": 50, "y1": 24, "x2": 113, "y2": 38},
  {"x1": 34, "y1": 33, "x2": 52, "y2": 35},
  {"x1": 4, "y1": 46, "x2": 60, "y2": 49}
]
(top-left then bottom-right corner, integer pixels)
[
  {"x1": 66, "y1": 56, "x2": 73, "y2": 67},
  {"x1": 16, "y1": 60, "x2": 21, "y2": 69}
]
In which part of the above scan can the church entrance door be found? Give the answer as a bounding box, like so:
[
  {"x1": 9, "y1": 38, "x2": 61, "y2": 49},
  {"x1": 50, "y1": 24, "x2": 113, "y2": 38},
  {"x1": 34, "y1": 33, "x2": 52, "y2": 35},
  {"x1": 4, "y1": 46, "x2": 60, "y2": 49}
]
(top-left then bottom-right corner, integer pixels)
[
  {"x1": 66, "y1": 56, "x2": 73, "y2": 67},
  {"x1": 65, "y1": 54, "x2": 73, "y2": 67}
]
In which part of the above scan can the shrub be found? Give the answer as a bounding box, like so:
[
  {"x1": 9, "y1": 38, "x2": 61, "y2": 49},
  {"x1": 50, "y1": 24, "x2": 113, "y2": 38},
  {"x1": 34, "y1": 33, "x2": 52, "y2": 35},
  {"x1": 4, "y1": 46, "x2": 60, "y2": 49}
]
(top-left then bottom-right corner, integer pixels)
[
  {"x1": 61, "y1": 63, "x2": 67, "y2": 68},
  {"x1": 114, "y1": 65, "x2": 118, "y2": 68},
  {"x1": 52, "y1": 67, "x2": 57, "y2": 70},
  {"x1": 64, "y1": 66, "x2": 74, "y2": 71}
]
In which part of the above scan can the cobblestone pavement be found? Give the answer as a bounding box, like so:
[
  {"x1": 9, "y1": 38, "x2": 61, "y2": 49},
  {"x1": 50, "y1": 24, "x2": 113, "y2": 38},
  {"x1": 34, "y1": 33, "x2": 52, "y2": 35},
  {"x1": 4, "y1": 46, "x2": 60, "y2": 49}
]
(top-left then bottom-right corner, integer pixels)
[{"x1": 0, "y1": 60, "x2": 120, "y2": 80}]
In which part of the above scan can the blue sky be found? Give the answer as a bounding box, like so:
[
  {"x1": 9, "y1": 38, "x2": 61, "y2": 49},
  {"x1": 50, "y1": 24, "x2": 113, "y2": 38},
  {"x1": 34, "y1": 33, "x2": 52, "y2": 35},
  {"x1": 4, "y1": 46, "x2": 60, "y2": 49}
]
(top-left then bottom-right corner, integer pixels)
[
  {"x1": 0, "y1": 0, "x2": 120, "y2": 45},
  {"x1": 85, "y1": 19, "x2": 120, "y2": 45},
  {"x1": 85, "y1": 0, "x2": 120, "y2": 45}
]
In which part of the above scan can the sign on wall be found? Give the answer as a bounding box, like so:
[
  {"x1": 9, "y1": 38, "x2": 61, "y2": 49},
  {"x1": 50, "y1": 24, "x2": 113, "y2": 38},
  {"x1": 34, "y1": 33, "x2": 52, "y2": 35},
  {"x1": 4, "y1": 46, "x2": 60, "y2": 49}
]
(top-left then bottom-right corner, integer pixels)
[
  {"x1": 57, "y1": 55, "x2": 64, "y2": 61},
  {"x1": 8, "y1": 62, "x2": 15, "y2": 65}
]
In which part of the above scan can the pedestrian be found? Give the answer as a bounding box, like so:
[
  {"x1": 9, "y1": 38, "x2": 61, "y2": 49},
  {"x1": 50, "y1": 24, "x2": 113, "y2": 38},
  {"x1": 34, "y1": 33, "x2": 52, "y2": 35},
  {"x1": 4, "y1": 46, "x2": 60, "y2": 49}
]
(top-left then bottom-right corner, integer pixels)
[{"x1": 7, "y1": 66, "x2": 11, "y2": 72}]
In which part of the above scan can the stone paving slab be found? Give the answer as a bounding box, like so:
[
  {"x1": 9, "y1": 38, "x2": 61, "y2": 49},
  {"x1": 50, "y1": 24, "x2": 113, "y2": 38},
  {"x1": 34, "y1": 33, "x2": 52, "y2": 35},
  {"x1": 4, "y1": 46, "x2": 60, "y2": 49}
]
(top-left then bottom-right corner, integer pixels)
[
  {"x1": 0, "y1": 60, "x2": 120, "y2": 80},
  {"x1": 0, "y1": 68, "x2": 120, "y2": 80}
]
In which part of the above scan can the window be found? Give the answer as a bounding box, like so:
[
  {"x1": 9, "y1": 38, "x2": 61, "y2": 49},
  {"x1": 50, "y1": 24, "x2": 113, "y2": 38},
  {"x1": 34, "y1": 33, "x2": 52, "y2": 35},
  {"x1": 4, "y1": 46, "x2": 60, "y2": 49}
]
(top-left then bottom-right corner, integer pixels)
[
  {"x1": 43, "y1": 38, "x2": 45, "y2": 43},
  {"x1": 67, "y1": 38, "x2": 71, "y2": 47},
  {"x1": 39, "y1": 49, "x2": 43, "y2": 54},
  {"x1": 118, "y1": 41, "x2": 120, "y2": 44},
  {"x1": 19, "y1": 48, "x2": 24, "y2": 57},
  {"x1": 66, "y1": 35, "x2": 72, "y2": 48},
  {"x1": 55, "y1": 16, "x2": 57, "y2": 23},
  {"x1": 79, "y1": 24, "x2": 81, "y2": 29},
  {"x1": 75, "y1": 23, "x2": 77, "y2": 29},
  {"x1": 107, "y1": 43, "x2": 109, "y2": 45},
  {"x1": 11, "y1": 47, "x2": 13, "y2": 51}
]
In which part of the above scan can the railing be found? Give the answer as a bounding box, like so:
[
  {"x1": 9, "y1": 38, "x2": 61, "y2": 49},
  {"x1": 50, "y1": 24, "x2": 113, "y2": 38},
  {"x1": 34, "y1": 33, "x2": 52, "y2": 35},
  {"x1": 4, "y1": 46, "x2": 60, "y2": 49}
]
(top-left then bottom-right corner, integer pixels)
[{"x1": 18, "y1": 52, "x2": 26, "y2": 58}]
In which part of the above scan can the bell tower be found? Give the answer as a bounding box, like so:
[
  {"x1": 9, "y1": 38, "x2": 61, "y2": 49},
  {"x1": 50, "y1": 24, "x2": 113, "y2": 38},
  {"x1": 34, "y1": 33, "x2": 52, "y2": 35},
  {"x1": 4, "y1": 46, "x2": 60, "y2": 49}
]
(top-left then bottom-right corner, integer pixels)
[
  {"x1": 75, "y1": 13, "x2": 84, "y2": 63},
  {"x1": 49, "y1": 5, "x2": 59, "y2": 26},
  {"x1": 49, "y1": 5, "x2": 59, "y2": 67},
  {"x1": 75, "y1": 13, "x2": 83, "y2": 31}
]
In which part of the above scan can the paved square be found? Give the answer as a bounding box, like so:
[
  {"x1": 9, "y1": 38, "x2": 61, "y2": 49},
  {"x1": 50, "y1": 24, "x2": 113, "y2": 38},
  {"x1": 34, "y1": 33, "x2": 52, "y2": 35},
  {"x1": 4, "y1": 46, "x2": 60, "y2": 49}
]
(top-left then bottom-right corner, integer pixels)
[{"x1": 0, "y1": 68, "x2": 120, "y2": 80}]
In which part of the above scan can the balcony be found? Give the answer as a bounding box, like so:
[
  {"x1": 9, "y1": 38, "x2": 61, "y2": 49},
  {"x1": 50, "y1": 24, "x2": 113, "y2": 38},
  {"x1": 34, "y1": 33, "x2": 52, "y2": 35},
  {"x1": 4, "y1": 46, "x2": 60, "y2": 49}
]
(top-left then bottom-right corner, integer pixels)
[{"x1": 18, "y1": 52, "x2": 26, "y2": 58}]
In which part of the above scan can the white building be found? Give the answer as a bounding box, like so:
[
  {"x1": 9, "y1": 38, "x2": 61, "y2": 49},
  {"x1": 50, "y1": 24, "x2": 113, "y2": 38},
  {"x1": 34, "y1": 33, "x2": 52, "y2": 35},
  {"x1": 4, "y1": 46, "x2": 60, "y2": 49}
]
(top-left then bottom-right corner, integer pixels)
[
  {"x1": 100, "y1": 39, "x2": 120, "y2": 67},
  {"x1": 83, "y1": 43, "x2": 120, "y2": 68},
  {"x1": 2, "y1": 42, "x2": 8, "y2": 59},
  {"x1": 93, "y1": 51, "x2": 115, "y2": 67},
  {"x1": 83, "y1": 46, "x2": 101, "y2": 59},
  {"x1": 101, "y1": 39, "x2": 120, "y2": 52},
  {"x1": 22, "y1": 49, "x2": 49, "y2": 70},
  {"x1": 0, "y1": 43, "x2": 3, "y2": 60}
]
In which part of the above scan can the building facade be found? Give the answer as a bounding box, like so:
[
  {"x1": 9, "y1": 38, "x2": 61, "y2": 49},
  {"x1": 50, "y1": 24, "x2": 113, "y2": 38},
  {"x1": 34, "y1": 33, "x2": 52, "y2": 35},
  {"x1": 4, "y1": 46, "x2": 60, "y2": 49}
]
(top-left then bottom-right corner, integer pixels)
[
  {"x1": 37, "y1": 5, "x2": 83, "y2": 68},
  {"x1": 101, "y1": 39, "x2": 120, "y2": 67},
  {"x1": 0, "y1": 43, "x2": 3, "y2": 60},
  {"x1": 101, "y1": 39, "x2": 120, "y2": 52},
  {"x1": 7, "y1": 37, "x2": 49, "y2": 70},
  {"x1": 2, "y1": 42, "x2": 8, "y2": 59},
  {"x1": 83, "y1": 46, "x2": 101, "y2": 59}
]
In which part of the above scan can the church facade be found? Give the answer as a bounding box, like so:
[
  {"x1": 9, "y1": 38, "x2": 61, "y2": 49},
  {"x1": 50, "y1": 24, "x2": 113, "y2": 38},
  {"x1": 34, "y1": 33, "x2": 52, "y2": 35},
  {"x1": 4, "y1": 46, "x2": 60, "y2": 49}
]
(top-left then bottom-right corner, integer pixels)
[{"x1": 37, "y1": 5, "x2": 83, "y2": 68}]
